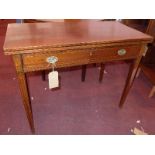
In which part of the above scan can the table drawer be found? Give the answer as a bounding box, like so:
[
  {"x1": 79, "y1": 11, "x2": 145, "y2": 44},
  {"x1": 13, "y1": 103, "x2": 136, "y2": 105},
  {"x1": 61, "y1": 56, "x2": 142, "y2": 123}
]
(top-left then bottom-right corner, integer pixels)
[
  {"x1": 22, "y1": 45, "x2": 141, "y2": 71},
  {"x1": 90, "y1": 45, "x2": 141, "y2": 63},
  {"x1": 23, "y1": 50, "x2": 91, "y2": 71}
]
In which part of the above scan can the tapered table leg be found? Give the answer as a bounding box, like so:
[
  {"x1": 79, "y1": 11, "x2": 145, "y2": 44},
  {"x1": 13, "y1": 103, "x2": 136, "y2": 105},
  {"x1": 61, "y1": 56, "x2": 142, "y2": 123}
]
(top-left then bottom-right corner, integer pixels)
[
  {"x1": 41, "y1": 70, "x2": 46, "y2": 81},
  {"x1": 99, "y1": 63, "x2": 105, "y2": 82},
  {"x1": 119, "y1": 45, "x2": 146, "y2": 108},
  {"x1": 13, "y1": 55, "x2": 35, "y2": 133},
  {"x1": 135, "y1": 67, "x2": 141, "y2": 78},
  {"x1": 81, "y1": 65, "x2": 86, "y2": 82},
  {"x1": 17, "y1": 73, "x2": 35, "y2": 133}
]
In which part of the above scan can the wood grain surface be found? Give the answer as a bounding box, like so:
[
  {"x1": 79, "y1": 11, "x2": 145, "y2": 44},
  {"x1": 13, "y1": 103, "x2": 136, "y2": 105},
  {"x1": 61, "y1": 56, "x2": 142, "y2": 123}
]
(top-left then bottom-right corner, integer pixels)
[{"x1": 4, "y1": 20, "x2": 153, "y2": 54}]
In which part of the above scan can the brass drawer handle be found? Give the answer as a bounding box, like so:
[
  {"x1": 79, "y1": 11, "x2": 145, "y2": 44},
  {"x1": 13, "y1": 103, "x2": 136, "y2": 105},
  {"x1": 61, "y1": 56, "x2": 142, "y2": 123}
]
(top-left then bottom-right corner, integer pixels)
[
  {"x1": 46, "y1": 56, "x2": 58, "y2": 64},
  {"x1": 117, "y1": 49, "x2": 127, "y2": 56}
]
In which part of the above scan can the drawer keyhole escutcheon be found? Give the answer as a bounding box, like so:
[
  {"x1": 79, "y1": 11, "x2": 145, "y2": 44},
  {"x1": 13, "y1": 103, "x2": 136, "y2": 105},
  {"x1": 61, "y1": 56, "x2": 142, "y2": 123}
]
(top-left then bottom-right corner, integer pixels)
[
  {"x1": 117, "y1": 49, "x2": 127, "y2": 56},
  {"x1": 46, "y1": 56, "x2": 58, "y2": 64}
]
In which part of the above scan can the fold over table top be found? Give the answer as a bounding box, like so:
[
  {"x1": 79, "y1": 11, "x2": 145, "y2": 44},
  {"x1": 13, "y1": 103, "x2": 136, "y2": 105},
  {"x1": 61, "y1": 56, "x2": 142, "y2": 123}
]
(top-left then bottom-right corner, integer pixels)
[{"x1": 3, "y1": 20, "x2": 153, "y2": 55}]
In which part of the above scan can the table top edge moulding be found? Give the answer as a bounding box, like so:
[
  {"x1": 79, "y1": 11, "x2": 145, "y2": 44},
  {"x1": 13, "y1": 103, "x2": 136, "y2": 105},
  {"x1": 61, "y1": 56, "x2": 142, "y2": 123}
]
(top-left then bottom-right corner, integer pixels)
[{"x1": 3, "y1": 20, "x2": 153, "y2": 55}]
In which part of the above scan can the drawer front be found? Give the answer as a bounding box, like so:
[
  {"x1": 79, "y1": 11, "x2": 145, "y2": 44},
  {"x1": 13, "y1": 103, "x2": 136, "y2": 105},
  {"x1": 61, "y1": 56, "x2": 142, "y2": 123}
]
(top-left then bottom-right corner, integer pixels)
[
  {"x1": 22, "y1": 45, "x2": 141, "y2": 72},
  {"x1": 23, "y1": 50, "x2": 91, "y2": 71},
  {"x1": 90, "y1": 45, "x2": 141, "y2": 63}
]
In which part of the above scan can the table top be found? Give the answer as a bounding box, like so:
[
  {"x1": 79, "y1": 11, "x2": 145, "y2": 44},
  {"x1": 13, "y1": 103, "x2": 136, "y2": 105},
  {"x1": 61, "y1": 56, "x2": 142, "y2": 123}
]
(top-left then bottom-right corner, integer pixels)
[{"x1": 3, "y1": 20, "x2": 153, "y2": 55}]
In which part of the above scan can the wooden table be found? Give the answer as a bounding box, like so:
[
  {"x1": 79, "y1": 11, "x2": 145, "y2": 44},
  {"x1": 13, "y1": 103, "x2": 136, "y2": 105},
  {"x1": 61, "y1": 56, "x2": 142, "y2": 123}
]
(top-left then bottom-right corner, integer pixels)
[{"x1": 3, "y1": 20, "x2": 153, "y2": 133}]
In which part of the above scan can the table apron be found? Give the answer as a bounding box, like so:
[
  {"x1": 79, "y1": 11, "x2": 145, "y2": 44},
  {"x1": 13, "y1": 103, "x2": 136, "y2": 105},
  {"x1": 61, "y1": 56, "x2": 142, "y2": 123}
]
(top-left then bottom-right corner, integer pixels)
[{"x1": 22, "y1": 45, "x2": 142, "y2": 72}]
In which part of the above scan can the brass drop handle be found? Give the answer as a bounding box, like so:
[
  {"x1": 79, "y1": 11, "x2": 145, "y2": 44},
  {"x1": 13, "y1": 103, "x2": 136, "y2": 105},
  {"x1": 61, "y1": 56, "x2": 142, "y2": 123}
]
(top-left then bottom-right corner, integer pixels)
[
  {"x1": 117, "y1": 49, "x2": 127, "y2": 56},
  {"x1": 46, "y1": 56, "x2": 58, "y2": 71},
  {"x1": 46, "y1": 56, "x2": 58, "y2": 64}
]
